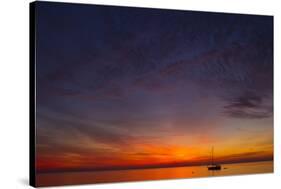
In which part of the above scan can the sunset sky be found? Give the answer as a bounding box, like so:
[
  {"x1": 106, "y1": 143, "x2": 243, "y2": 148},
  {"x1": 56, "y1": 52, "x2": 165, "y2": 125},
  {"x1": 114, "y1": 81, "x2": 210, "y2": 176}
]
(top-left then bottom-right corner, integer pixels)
[{"x1": 35, "y1": 2, "x2": 273, "y2": 172}]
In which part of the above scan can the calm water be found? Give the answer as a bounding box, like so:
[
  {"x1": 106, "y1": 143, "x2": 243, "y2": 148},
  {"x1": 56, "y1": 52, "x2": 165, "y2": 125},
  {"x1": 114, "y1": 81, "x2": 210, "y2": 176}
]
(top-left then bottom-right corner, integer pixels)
[{"x1": 37, "y1": 161, "x2": 273, "y2": 187}]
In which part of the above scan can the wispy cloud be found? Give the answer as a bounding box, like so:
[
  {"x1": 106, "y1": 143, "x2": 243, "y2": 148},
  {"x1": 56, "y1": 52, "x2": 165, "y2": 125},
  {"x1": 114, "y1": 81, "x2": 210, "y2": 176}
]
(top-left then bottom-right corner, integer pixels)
[{"x1": 223, "y1": 92, "x2": 273, "y2": 119}]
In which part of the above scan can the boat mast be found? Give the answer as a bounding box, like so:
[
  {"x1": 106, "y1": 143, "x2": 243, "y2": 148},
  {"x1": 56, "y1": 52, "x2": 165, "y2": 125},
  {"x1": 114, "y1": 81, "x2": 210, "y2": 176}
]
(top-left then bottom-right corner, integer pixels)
[{"x1": 211, "y1": 146, "x2": 214, "y2": 165}]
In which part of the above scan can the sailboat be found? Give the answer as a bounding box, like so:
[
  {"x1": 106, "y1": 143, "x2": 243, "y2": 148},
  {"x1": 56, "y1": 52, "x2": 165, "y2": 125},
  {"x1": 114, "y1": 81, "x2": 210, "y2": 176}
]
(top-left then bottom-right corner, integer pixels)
[{"x1": 207, "y1": 147, "x2": 221, "y2": 171}]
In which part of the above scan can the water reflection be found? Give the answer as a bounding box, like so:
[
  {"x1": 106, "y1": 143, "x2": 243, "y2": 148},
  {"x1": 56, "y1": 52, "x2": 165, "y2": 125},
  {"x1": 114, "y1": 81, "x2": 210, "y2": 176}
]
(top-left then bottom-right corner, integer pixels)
[{"x1": 37, "y1": 161, "x2": 273, "y2": 187}]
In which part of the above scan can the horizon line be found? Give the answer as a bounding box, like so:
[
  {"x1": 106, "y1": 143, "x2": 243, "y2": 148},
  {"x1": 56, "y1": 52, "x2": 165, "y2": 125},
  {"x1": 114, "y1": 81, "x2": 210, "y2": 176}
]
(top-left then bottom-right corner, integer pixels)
[{"x1": 37, "y1": 158, "x2": 273, "y2": 174}]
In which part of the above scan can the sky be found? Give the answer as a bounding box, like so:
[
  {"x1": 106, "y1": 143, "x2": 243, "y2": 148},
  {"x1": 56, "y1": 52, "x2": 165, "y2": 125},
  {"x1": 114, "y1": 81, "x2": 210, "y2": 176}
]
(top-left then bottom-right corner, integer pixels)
[{"x1": 35, "y1": 2, "x2": 273, "y2": 172}]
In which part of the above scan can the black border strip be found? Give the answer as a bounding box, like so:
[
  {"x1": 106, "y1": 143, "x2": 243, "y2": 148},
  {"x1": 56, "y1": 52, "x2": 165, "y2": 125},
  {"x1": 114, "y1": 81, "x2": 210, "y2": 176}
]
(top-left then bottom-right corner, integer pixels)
[{"x1": 29, "y1": 2, "x2": 36, "y2": 187}]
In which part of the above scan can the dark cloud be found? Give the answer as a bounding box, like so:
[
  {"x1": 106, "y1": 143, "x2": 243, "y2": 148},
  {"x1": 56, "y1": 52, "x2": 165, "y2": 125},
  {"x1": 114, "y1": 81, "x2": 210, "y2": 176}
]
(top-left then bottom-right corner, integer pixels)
[{"x1": 223, "y1": 92, "x2": 273, "y2": 119}]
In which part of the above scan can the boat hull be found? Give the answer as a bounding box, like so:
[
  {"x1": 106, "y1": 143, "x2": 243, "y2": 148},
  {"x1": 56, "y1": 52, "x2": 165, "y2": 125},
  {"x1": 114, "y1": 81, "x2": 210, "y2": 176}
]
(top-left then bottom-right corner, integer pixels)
[{"x1": 208, "y1": 165, "x2": 221, "y2": 170}]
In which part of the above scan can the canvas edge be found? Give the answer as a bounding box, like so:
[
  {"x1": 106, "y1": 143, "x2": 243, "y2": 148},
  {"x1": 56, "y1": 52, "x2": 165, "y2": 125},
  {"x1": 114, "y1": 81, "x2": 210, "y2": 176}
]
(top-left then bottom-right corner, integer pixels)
[{"x1": 29, "y1": 1, "x2": 36, "y2": 187}]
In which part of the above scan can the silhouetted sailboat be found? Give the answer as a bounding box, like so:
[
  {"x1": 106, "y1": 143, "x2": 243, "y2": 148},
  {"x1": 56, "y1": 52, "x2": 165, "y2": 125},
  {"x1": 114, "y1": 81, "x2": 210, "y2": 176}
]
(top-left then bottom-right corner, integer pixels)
[{"x1": 207, "y1": 147, "x2": 221, "y2": 171}]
